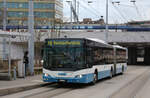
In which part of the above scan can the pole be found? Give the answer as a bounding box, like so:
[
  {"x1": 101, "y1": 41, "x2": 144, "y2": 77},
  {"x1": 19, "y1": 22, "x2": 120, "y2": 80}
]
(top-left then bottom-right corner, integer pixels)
[
  {"x1": 8, "y1": 36, "x2": 11, "y2": 77},
  {"x1": 28, "y1": 0, "x2": 34, "y2": 75},
  {"x1": 70, "y1": 2, "x2": 72, "y2": 30},
  {"x1": 77, "y1": 1, "x2": 79, "y2": 22},
  {"x1": 49, "y1": 21, "x2": 52, "y2": 38},
  {"x1": 74, "y1": 0, "x2": 76, "y2": 22},
  {"x1": 105, "y1": 0, "x2": 109, "y2": 43},
  {"x1": 3, "y1": 0, "x2": 7, "y2": 60},
  {"x1": 66, "y1": 1, "x2": 73, "y2": 30},
  {"x1": 74, "y1": 0, "x2": 76, "y2": 14}
]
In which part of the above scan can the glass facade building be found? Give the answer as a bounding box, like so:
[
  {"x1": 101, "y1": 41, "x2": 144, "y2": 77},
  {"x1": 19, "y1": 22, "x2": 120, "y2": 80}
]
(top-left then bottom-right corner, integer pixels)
[{"x1": 0, "y1": 0, "x2": 63, "y2": 27}]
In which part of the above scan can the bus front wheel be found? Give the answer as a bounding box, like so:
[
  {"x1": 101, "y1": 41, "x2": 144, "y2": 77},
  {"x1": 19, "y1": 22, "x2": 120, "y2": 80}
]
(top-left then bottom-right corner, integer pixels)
[{"x1": 91, "y1": 73, "x2": 98, "y2": 85}]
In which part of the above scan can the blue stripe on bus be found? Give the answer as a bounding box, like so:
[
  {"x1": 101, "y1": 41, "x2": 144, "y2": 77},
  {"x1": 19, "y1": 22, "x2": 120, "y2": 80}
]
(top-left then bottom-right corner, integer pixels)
[
  {"x1": 98, "y1": 70, "x2": 110, "y2": 79},
  {"x1": 116, "y1": 68, "x2": 122, "y2": 73},
  {"x1": 43, "y1": 70, "x2": 112, "y2": 83},
  {"x1": 116, "y1": 66, "x2": 127, "y2": 74},
  {"x1": 125, "y1": 66, "x2": 127, "y2": 71}
]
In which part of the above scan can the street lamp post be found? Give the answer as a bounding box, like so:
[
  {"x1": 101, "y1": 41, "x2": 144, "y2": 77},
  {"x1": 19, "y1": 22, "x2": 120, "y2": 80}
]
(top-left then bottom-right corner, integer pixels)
[
  {"x1": 66, "y1": 1, "x2": 73, "y2": 30},
  {"x1": 74, "y1": 0, "x2": 76, "y2": 21},
  {"x1": 28, "y1": 0, "x2": 34, "y2": 75},
  {"x1": 112, "y1": 1, "x2": 120, "y2": 33},
  {"x1": 130, "y1": 0, "x2": 136, "y2": 4},
  {"x1": 77, "y1": 1, "x2": 79, "y2": 22},
  {"x1": 105, "y1": 0, "x2": 109, "y2": 43},
  {"x1": 8, "y1": 36, "x2": 11, "y2": 77},
  {"x1": 2, "y1": 0, "x2": 11, "y2": 77},
  {"x1": 3, "y1": 0, "x2": 7, "y2": 60},
  {"x1": 88, "y1": 0, "x2": 109, "y2": 42}
]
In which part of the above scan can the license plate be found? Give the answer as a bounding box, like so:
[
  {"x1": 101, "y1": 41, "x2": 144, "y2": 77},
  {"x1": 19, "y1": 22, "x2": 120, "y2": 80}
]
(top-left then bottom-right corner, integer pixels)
[{"x1": 59, "y1": 79, "x2": 66, "y2": 82}]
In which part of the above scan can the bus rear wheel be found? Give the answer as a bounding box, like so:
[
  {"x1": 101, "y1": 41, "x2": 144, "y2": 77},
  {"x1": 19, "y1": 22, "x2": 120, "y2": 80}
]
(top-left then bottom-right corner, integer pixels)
[
  {"x1": 109, "y1": 70, "x2": 113, "y2": 78},
  {"x1": 121, "y1": 66, "x2": 124, "y2": 74}
]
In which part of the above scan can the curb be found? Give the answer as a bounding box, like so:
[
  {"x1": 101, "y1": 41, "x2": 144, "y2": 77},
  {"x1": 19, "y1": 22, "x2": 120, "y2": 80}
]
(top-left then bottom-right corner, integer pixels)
[
  {"x1": 0, "y1": 82, "x2": 52, "y2": 96},
  {"x1": 0, "y1": 73, "x2": 11, "y2": 81}
]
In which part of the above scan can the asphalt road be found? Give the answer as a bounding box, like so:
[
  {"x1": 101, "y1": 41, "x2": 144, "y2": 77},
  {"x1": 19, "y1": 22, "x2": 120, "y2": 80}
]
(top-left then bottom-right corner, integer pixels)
[{"x1": 2, "y1": 65, "x2": 150, "y2": 98}]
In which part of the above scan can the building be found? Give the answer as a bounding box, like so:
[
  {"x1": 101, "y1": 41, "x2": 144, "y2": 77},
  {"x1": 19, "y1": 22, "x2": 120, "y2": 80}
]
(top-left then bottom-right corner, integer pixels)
[
  {"x1": 127, "y1": 20, "x2": 150, "y2": 27},
  {"x1": 80, "y1": 16, "x2": 105, "y2": 25},
  {"x1": 82, "y1": 18, "x2": 92, "y2": 24},
  {"x1": 0, "y1": 0, "x2": 63, "y2": 28},
  {"x1": 0, "y1": 0, "x2": 63, "y2": 74}
]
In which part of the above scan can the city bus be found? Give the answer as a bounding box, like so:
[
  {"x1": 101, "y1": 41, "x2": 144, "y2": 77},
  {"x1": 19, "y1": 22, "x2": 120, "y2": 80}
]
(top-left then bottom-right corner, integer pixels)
[{"x1": 42, "y1": 38, "x2": 127, "y2": 84}]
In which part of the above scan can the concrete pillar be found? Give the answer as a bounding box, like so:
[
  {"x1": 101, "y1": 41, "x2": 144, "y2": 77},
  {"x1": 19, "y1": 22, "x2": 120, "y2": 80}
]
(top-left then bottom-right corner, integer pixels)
[
  {"x1": 144, "y1": 47, "x2": 150, "y2": 65},
  {"x1": 128, "y1": 47, "x2": 137, "y2": 65}
]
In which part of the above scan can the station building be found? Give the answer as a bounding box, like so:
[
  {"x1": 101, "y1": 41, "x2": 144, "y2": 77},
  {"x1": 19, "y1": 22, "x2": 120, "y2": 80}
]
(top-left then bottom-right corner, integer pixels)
[{"x1": 0, "y1": 0, "x2": 63, "y2": 27}]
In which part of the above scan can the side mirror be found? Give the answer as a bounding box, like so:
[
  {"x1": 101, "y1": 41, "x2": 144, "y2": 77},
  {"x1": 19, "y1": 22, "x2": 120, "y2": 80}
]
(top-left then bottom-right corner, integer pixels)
[
  {"x1": 89, "y1": 65, "x2": 93, "y2": 68},
  {"x1": 87, "y1": 64, "x2": 92, "y2": 68},
  {"x1": 41, "y1": 49, "x2": 44, "y2": 57}
]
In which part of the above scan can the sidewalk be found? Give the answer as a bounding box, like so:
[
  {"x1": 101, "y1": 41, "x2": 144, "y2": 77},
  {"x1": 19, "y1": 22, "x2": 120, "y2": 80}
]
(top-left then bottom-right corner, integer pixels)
[{"x1": 0, "y1": 75, "x2": 50, "y2": 96}]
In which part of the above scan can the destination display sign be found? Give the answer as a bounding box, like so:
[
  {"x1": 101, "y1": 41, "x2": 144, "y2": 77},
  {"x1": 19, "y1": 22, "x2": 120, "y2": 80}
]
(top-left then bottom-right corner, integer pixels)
[{"x1": 47, "y1": 40, "x2": 82, "y2": 46}]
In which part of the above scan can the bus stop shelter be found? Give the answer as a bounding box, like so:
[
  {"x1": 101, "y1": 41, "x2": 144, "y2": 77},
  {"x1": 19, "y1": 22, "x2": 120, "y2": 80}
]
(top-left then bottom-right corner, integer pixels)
[{"x1": 0, "y1": 30, "x2": 30, "y2": 80}]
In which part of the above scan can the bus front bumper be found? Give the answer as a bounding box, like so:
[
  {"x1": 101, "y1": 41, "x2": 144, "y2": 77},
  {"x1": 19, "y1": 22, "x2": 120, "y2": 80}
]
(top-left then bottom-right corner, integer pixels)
[{"x1": 43, "y1": 74, "x2": 94, "y2": 83}]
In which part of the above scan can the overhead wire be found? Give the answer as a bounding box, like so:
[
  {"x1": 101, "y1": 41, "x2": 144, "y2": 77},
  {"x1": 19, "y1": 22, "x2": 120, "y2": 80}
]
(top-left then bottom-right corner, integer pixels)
[
  {"x1": 113, "y1": 3, "x2": 135, "y2": 22},
  {"x1": 110, "y1": 1, "x2": 129, "y2": 23},
  {"x1": 81, "y1": 0, "x2": 103, "y2": 18},
  {"x1": 65, "y1": 0, "x2": 101, "y2": 21},
  {"x1": 79, "y1": 1, "x2": 101, "y2": 19},
  {"x1": 108, "y1": 2, "x2": 126, "y2": 23},
  {"x1": 65, "y1": 0, "x2": 144, "y2": 23},
  {"x1": 118, "y1": 4, "x2": 134, "y2": 8},
  {"x1": 131, "y1": 1, "x2": 143, "y2": 20}
]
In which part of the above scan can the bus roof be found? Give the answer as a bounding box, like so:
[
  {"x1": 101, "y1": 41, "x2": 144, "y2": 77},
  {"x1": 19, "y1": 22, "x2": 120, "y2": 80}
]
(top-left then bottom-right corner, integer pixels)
[
  {"x1": 86, "y1": 38, "x2": 108, "y2": 45},
  {"x1": 46, "y1": 38, "x2": 107, "y2": 44},
  {"x1": 113, "y1": 45, "x2": 127, "y2": 50}
]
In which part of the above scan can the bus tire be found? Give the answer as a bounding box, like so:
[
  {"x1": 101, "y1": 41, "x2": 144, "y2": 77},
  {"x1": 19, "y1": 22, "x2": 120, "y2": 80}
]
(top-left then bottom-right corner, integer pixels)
[
  {"x1": 121, "y1": 66, "x2": 124, "y2": 74},
  {"x1": 109, "y1": 69, "x2": 113, "y2": 78},
  {"x1": 91, "y1": 72, "x2": 98, "y2": 85},
  {"x1": 57, "y1": 82, "x2": 65, "y2": 85}
]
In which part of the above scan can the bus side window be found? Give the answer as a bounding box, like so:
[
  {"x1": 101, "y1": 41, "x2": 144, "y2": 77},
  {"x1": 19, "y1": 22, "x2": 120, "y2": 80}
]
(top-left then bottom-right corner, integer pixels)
[{"x1": 86, "y1": 47, "x2": 93, "y2": 66}]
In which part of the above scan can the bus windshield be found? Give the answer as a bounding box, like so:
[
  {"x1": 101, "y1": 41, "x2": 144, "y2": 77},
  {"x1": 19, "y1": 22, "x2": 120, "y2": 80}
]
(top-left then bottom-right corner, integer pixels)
[{"x1": 43, "y1": 46, "x2": 85, "y2": 71}]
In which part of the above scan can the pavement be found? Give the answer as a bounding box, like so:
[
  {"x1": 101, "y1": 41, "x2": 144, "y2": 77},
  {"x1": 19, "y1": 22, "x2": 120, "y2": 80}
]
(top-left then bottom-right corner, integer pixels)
[
  {"x1": 1, "y1": 66, "x2": 150, "y2": 98},
  {"x1": 134, "y1": 73, "x2": 150, "y2": 98},
  {"x1": 51, "y1": 66, "x2": 150, "y2": 98},
  {"x1": 0, "y1": 75, "x2": 50, "y2": 96}
]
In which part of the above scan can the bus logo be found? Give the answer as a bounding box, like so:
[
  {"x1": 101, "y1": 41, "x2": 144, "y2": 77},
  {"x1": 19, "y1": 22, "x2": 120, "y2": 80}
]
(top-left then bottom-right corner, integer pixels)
[{"x1": 58, "y1": 73, "x2": 67, "y2": 76}]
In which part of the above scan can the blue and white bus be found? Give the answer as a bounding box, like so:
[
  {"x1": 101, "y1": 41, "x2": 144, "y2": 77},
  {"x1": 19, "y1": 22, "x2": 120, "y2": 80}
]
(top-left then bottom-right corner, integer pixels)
[{"x1": 42, "y1": 38, "x2": 127, "y2": 84}]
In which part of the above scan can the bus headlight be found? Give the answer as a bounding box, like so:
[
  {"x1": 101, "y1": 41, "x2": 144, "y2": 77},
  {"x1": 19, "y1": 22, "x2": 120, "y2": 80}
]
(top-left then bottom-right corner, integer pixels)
[
  {"x1": 44, "y1": 73, "x2": 49, "y2": 77},
  {"x1": 75, "y1": 75, "x2": 83, "y2": 78},
  {"x1": 41, "y1": 60, "x2": 44, "y2": 65}
]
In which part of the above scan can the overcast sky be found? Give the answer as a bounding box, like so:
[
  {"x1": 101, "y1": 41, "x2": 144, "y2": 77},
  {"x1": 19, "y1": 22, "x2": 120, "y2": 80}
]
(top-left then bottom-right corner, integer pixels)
[{"x1": 63, "y1": 0, "x2": 150, "y2": 24}]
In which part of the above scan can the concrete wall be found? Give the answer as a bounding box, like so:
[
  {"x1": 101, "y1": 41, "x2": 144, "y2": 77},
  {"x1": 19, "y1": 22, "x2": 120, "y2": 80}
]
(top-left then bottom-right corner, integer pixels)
[
  {"x1": 144, "y1": 47, "x2": 150, "y2": 65},
  {"x1": 128, "y1": 47, "x2": 137, "y2": 65},
  {"x1": 0, "y1": 42, "x2": 3, "y2": 58},
  {"x1": 11, "y1": 44, "x2": 27, "y2": 60}
]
